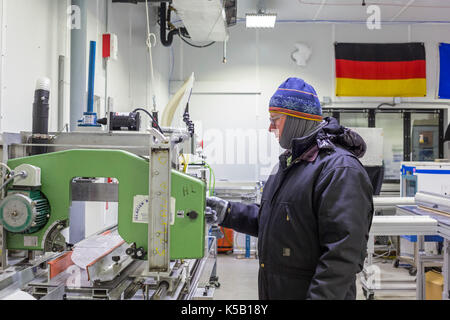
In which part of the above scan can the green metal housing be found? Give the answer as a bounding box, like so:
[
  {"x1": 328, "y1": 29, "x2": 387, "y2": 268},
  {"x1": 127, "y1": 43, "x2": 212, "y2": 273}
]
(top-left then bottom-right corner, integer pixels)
[{"x1": 6, "y1": 150, "x2": 206, "y2": 259}]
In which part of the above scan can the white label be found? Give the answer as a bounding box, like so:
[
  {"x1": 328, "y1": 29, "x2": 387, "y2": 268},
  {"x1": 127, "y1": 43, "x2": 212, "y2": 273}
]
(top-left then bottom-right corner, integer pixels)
[
  {"x1": 132, "y1": 196, "x2": 176, "y2": 225},
  {"x1": 24, "y1": 236, "x2": 38, "y2": 247},
  {"x1": 170, "y1": 197, "x2": 176, "y2": 226},
  {"x1": 133, "y1": 195, "x2": 149, "y2": 224}
]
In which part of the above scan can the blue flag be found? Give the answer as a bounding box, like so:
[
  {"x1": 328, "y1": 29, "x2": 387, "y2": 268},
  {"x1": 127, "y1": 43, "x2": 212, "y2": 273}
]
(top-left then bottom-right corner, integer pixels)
[{"x1": 439, "y1": 43, "x2": 450, "y2": 99}]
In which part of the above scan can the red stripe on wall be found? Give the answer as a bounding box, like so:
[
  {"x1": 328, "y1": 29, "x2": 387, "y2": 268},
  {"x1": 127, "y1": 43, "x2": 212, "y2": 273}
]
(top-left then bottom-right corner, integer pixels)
[{"x1": 336, "y1": 59, "x2": 426, "y2": 80}]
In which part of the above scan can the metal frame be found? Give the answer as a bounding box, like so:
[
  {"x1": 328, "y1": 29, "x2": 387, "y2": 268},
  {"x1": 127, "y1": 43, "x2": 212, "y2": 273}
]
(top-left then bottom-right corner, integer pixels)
[
  {"x1": 362, "y1": 214, "x2": 442, "y2": 300},
  {"x1": 443, "y1": 239, "x2": 450, "y2": 300},
  {"x1": 437, "y1": 224, "x2": 450, "y2": 300},
  {"x1": 147, "y1": 129, "x2": 171, "y2": 275}
]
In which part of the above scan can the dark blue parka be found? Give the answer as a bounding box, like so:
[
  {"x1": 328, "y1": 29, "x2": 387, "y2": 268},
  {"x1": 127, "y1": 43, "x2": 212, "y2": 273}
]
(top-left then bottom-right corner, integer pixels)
[{"x1": 221, "y1": 118, "x2": 374, "y2": 300}]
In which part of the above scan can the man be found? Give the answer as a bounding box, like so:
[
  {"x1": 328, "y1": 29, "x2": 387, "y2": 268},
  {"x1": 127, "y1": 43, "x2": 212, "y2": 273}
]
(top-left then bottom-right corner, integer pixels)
[{"x1": 207, "y1": 78, "x2": 374, "y2": 300}]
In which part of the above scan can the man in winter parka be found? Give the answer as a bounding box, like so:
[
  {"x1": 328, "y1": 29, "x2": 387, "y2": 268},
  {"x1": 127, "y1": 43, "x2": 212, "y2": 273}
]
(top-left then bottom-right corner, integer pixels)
[{"x1": 207, "y1": 78, "x2": 374, "y2": 300}]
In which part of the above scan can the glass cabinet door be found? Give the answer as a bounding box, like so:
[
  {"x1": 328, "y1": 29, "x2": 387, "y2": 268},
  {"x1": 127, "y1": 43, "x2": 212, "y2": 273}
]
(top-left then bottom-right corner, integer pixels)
[
  {"x1": 375, "y1": 112, "x2": 404, "y2": 181},
  {"x1": 340, "y1": 112, "x2": 368, "y2": 128},
  {"x1": 411, "y1": 113, "x2": 439, "y2": 161}
]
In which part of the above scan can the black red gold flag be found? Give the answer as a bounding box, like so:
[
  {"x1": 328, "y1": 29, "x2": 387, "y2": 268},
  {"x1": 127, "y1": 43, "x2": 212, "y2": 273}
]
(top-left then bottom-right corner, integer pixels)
[{"x1": 335, "y1": 43, "x2": 426, "y2": 97}]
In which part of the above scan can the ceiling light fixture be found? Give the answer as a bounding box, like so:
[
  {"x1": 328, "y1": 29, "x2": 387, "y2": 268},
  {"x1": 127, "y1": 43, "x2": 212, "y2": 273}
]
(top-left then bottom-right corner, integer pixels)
[{"x1": 246, "y1": 12, "x2": 277, "y2": 28}]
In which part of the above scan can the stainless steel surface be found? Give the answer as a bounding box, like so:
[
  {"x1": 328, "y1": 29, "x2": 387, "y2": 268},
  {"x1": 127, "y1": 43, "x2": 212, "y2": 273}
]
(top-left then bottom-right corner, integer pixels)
[
  {"x1": 10, "y1": 131, "x2": 154, "y2": 158},
  {"x1": 152, "y1": 281, "x2": 169, "y2": 300},
  {"x1": 86, "y1": 242, "x2": 133, "y2": 283},
  {"x1": 39, "y1": 284, "x2": 66, "y2": 300},
  {"x1": 71, "y1": 181, "x2": 118, "y2": 202},
  {"x1": 197, "y1": 236, "x2": 217, "y2": 289},
  {"x1": 148, "y1": 130, "x2": 171, "y2": 274},
  {"x1": 7, "y1": 130, "x2": 193, "y2": 159},
  {"x1": 0, "y1": 252, "x2": 59, "y2": 299},
  {"x1": 62, "y1": 260, "x2": 143, "y2": 300}
]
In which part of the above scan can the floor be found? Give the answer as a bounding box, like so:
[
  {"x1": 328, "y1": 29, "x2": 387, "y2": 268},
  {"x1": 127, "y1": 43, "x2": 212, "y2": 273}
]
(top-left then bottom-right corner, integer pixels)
[{"x1": 213, "y1": 254, "x2": 417, "y2": 300}]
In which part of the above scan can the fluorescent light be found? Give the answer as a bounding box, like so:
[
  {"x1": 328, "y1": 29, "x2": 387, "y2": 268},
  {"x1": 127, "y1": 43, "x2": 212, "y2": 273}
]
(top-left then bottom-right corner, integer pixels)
[{"x1": 246, "y1": 13, "x2": 277, "y2": 28}]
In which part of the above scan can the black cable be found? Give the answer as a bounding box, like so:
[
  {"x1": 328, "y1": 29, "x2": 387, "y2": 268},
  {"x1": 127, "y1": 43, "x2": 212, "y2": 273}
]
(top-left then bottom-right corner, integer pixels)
[
  {"x1": 178, "y1": 34, "x2": 216, "y2": 48},
  {"x1": 132, "y1": 108, "x2": 164, "y2": 134},
  {"x1": 183, "y1": 103, "x2": 195, "y2": 137},
  {"x1": 377, "y1": 102, "x2": 396, "y2": 110}
]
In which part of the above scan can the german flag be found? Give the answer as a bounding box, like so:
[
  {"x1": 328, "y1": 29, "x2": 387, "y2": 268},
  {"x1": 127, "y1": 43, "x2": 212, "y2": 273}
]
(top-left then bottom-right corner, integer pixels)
[{"x1": 335, "y1": 43, "x2": 426, "y2": 97}]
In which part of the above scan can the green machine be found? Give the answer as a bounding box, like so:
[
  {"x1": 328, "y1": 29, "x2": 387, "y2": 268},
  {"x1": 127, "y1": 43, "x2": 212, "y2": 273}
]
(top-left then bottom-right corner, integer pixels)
[{"x1": 0, "y1": 149, "x2": 206, "y2": 265}]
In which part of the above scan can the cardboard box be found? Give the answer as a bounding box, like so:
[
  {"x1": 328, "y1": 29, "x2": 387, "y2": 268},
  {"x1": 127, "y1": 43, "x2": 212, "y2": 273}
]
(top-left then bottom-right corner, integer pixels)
[{"x1": 425, "y1": 271, "x2": 444, "y2": 300}]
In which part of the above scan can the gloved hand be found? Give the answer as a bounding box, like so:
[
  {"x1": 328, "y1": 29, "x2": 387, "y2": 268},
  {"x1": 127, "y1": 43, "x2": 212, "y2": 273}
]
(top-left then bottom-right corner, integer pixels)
[
  {"x1": 205, "y1": 207, "x2": 218, "y2": 224},
  {"x1": 206, "y1": 196, "x2": 229, "y2": 225}
]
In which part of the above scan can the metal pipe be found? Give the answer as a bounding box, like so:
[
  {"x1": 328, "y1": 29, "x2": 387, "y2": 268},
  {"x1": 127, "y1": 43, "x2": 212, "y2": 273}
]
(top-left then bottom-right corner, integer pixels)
[
  {"x1": 87, "y1": 41, "x2": 96, "y2": 114},
  {"x1": 31, "y1": 77, "x2": 51, "y2": 155},
  {"x1": 152, "y1": 281, "x2": 169, "y2": 300},
  {"x1": 70, "y1": 0, "x2": 88, "y2": 131},
  {"x1": 58, "y1": 55, "x2": 66, "y2": 132}
]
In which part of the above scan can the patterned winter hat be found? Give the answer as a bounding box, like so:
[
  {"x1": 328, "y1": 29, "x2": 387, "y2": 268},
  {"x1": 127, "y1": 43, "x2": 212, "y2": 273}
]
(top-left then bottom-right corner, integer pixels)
[{"x1": 269, "y1": 78, "x2": 323, "y2": 122}]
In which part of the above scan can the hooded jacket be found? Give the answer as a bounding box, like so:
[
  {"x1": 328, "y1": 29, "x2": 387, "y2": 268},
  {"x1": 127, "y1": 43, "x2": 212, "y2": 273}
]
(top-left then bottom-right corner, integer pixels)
[{"x1": 221, "y1": 117, "x2": 374, "y2": 300}]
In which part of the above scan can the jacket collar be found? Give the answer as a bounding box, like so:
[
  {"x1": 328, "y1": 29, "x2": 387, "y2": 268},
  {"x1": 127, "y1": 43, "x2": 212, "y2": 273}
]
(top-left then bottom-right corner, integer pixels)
[
  {"x1": 280, "y1": 117, "x2": 358, "y2": 169},
  {"x1": 279, "y1": 117, "x2": 367, "y2": 169}
]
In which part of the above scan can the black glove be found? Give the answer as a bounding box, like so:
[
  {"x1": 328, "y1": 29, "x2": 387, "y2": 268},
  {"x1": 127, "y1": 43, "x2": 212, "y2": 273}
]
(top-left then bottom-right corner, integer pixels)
[
  {"x1": 206, "y1": 196, "x2": 229, "y2": 225},
  {"x1": 205, "y1": 207, "x2": 218, "y2": 224}
]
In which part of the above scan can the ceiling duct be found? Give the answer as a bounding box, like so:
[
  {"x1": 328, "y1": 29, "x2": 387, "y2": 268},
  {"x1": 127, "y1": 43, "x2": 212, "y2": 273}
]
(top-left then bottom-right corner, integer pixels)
[
  {"x1": 172, "y1": 0, "x2": 230, "y2": 42},
  {"x1": 224, "y1": 0, "x2": 237, "y2": 27}
]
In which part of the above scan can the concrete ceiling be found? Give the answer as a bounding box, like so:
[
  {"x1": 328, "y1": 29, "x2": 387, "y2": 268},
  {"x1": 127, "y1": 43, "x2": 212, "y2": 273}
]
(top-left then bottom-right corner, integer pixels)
[{"x1": 237, "y1": 0, "x2": 450, "y2": 23}]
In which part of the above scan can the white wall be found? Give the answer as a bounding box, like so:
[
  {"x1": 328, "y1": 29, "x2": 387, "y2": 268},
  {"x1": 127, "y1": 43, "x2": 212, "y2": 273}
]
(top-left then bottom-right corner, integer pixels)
[
  {"x1": 0, "y1": 0, "x2": 171, "y2": 133},
  {"x1": 108, "y1": 2, "x2": 170, "y2": 125},
  {"x1": 0, "y1": 0, "x2": 70, "y2": 133},
  {"x1": 0, "y1": 0, "x2": 171, "y2": 241},
  {"x1": 171, "y1": 22, "x2": 450, "y2": 182}
]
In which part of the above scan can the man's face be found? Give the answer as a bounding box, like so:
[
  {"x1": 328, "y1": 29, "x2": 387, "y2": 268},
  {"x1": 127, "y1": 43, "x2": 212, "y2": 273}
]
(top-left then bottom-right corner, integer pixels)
[{"x1": 269, "y1": 113, "x2": 287, "y2": 141}]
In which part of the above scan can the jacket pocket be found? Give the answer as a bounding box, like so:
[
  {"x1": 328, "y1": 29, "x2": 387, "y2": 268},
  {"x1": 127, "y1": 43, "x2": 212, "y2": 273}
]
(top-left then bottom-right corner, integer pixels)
[{"x1": 278, "y1": 202, "x2": 317, "y2": 268}]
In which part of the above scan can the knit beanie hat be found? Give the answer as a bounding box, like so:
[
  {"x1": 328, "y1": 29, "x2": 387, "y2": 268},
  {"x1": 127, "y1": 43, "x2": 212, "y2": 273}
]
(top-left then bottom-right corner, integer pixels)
[{"x1": 269, "y1": 78, "x2": 323, "y2": 122}]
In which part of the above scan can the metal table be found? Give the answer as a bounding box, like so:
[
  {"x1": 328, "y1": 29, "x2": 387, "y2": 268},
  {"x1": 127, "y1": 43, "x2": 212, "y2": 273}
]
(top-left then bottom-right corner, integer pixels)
[
  {"x1": 362, "y1": 215, "x2": 441, "y2": 300},
  {"x1": 397, "y1": 205, "x2": 450, "y2": 300}
]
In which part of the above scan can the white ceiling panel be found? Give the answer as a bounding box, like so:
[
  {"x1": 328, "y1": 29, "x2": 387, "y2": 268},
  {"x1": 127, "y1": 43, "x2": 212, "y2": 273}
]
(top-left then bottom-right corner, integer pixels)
[{"x1": 237, "y1": 0, "x2": 450, "y2": 23}]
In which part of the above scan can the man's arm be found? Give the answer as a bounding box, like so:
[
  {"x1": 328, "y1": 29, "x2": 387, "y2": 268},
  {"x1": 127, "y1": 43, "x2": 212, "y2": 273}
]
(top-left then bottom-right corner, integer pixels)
[
  {"x1": 307, "y1": 165, "x2": 374, "y2": 300},
  {"x1": 220, "y1": 202, "x2": 260, "y2": 238}
]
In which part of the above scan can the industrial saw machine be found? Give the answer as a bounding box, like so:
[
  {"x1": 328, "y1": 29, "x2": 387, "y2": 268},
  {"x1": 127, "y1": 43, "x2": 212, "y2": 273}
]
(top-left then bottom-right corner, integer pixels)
[{"x1": 0, "y1": 128, "x2": 218, "y2": 300}]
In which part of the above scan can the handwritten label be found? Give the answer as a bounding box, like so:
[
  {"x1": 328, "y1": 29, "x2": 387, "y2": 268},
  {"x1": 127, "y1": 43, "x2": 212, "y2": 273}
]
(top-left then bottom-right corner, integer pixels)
[{"x1": 133, "y1": 195, "x2": 176, "y2": 225}]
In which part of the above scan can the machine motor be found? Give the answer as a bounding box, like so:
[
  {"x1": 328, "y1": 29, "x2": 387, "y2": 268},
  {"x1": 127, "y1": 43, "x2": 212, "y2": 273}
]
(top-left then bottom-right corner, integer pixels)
[{"x1": 0, "y1": 190, "x2": 50, "y2": 234}]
